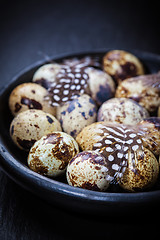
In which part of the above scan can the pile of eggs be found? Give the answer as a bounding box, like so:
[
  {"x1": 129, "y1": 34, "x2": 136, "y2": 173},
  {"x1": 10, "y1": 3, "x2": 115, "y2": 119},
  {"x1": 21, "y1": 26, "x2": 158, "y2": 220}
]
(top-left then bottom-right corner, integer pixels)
[{"x1": 8, "y1": 50, "x2": 160, "y2": 193}]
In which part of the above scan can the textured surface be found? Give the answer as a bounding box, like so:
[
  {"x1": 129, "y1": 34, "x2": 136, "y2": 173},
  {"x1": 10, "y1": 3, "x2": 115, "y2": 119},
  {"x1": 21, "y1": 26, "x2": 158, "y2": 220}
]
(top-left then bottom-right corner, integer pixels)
[{"x1": 0, "y1": 0, "x2": 160, "y2": 239}]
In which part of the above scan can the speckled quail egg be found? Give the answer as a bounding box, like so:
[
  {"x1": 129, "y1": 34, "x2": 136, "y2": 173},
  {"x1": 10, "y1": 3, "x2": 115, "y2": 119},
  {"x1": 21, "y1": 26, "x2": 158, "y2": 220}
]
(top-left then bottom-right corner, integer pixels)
[
  {"x1": 97, "y1": 98, "x2": 149, "y2": 125},
  {"x1": 118, "y1": 147, "x2": 159, "y2": 192},
  {"x1": 76, "y1": 122, "x2": 107, "y2": 151},
  {"x1": 85, "y1": 67, "x2": 115, "y2": 106},
  {"x1": 10, "y1": 109, "x2": 62, "y2": 151},
  {"x1": 66, "y1": 151, "x2": 110, "y2": 191},
  {"x1": 103, "y1": 50, "x2": 144, "y2": 84},
  {"x1": 115, "y1": 72, "x2": 160, "y2": 113},
  {"x1": 56, "y1": 94, "x2": 97, "y2": 138},
  {"x1": 138, "y1": 117, "x2": 160, "y2": 156},
  {"x1": 32, "y1": 63, "x2": 62, "y2": 89},
  {"x1": 28, "y1": 132, "x2": 79, "y2": 177},
  {"x1": 9, "y1": 83, "x2": 56, "y2": 116}
]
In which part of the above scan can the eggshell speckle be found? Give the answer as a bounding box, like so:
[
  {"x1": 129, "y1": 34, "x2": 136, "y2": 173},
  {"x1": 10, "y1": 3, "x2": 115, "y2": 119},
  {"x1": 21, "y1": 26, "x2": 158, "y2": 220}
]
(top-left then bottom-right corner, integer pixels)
[
  {"x1": 32, "y1": 63, "x2": 61, "y2": 89},
  {"x1": 115, "y1": 72, "x2": 160, "y2": 113},
  {"x1": 56, "y1": 94, "x2": 97, "y2": 138},
  {"x1": 10, "y1": 109, "x2": 62, "y2": 151},
  {"x1": 118, "y1": 147, "x2": 159, "y2": 192},
  {"x1": 103, "y1": 50, "x2": 144, "y2": 84},
  {"x1": 97, "y1": 98, "x2": 149, "y2": 125},
  {"x1": 85, "y1": 67, "x2": 115, "y2": 106},
  {"x1": 138, "y1": 117, "x2": 160, "y2": 156},
  {"x1": 9, "y1": 83, "x2": 56, "y2": 116},
  {"x1": 28, "y1": 132, "x2": 79, "y2": 177},
  {"x1": 66, "y1": 151, "x2": 110, "y2": 191}
]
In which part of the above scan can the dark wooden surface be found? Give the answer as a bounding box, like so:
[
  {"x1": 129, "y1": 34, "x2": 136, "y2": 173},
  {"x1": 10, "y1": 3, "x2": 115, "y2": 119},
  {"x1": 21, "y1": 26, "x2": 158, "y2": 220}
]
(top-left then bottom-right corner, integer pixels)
[{"x1": 0, "y1": 0, "x2": 160, "y2": 239}]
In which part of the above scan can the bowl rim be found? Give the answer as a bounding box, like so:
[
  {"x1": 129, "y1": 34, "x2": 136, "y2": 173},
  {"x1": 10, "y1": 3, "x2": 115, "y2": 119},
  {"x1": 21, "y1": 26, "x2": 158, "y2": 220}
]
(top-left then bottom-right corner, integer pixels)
[{"x1": 1, "y1": 48, "x2": 160, "y2": 206}]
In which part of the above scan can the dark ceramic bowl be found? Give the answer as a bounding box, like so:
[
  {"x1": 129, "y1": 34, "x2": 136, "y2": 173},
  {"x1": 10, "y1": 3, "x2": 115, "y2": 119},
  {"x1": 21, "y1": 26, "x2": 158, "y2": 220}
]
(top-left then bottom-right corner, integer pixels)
[{"x1": 1, "y1": 50, "x2": 160, "y2": 216}]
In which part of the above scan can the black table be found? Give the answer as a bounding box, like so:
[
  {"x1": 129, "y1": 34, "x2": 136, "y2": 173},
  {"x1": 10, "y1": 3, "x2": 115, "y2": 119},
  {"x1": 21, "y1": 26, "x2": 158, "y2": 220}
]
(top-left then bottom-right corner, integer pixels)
[{"x1": 0, "y1": 1, "x2": 160, "y2": 239}]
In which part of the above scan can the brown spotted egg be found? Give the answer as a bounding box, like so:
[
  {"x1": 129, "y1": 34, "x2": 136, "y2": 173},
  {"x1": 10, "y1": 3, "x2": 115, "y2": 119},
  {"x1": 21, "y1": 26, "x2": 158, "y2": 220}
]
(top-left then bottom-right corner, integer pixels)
[
  {"x1": 97, "y1": 98, "x2": 149, "y2": 125},
  {"x1": 103, "y1": 50, "x2": 144, "y2": 84},
  {"x1": 56, "y1": 94, "x2": 97, "y2": 138},
  {"x1": 9, "y1": 83, "x2": 56, "y2": 116},
  {"x1": 115, "y1": 72, "x2": 160, "y2": 113},
  {"x1": 118, "y1": 147, "x2": 159, "y2": 192},
  {"x1": 66, "y1": 151, "x2": 110, "y2": 191},
  {"x1": 28, "y1": 132, "x2": 79, "y2": 177},
  {"x1": 85, "y1": 67, "x2": 116, "y2": 106},
  {"x1": 10, "y1": 109, "x2": 62, "y2": 151},
  {"x1": 32, "y1": 63, "x2": 62, "y2": 89},
  {"x1": 138, "y1": 117, "x2": 160, "y2": 156}
]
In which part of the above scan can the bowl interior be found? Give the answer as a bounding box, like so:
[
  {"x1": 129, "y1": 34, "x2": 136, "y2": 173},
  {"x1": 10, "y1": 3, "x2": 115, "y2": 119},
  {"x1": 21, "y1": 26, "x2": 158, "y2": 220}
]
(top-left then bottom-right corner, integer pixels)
[{"x1": 1, "y1": 50, "x2": 160, "y2": 214}]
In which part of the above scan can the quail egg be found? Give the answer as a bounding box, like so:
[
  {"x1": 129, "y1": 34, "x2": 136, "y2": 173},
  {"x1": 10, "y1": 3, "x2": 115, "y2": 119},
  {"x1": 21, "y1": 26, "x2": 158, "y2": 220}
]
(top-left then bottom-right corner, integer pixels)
[
  {"x1": 10, "y1": 109, "x2": 62, "y2": 151},
  {"x1": 97, "y1": 97, "x2": 149, "y2": 125},
  {"x1": 118, "y1": 147, "x2": 159, "y2": 192},
  {"x1": 66, "y1": 151, "x2": 110, "y2": 191},
  {"x1": 9, "y1": 82, "x2": 56, "y2": 116},
  {"x1": 115, "y1": 72, "x2": 160, "y2": 113},
  {"x1": 138, "y1": 117, "x2": 160, "y2": 156},
  {"x1": 32, "y1": 63, "x2": 62, "y2": 89},
  {"x1": 85, "y1": 67, "x2": 115, "y2": 106},
  {"x1": 56, "y1": 94, "x2": 97, "y2": 138},
  {"x1": 103, "y1": 50, "x2": 144, "y2": 84},
  {"x1": 28, "y1": 132, "x2": 79, "y2": 177}
]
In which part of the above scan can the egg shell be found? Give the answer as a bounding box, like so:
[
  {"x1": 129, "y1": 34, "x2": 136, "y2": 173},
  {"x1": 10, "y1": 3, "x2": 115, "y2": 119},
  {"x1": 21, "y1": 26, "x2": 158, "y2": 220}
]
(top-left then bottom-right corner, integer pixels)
[
  {"x1": 9, "y1": 83, "x2": 56, "y2": 116},
  {"x1": 138, "y1": 117, "x2": 160, "y2": 156},
  {"x1": 103, "y1": 50, "x2": 144, "y2": 84},
  {"x1": 56, "y1": 94, "x2": 97, "y2": 138},
  {"x1": 115, "y1": 72, "x2": 160, "y2": 113},
  {"x1": 76, "y1": 122, "x2": 107, "y2": 151},
  {"x1": 32, "y1": 63, "x2": 61, "y2": 89},
  {"x1": 10, "y1": 109, "x2": 62, "y2": 151},
  {"x1": 66, "y1": 151, "x2": 110, "y2": 191},
  {"x1": 118, "y1": 147, "x2": 159, "y2": 192},
  {"x1": 85, "y1": 67, "x2": 115, "y2": 106},
  {"x1": 28, "y1": 132, "x2": 79, "y2": 177},
  {"x1": 97, "y1": 97, "x2": 149, "y2": 125}
]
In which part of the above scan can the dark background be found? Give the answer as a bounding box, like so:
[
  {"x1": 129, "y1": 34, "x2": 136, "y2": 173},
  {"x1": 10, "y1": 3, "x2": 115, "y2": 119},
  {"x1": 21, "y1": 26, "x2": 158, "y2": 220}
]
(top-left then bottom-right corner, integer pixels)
[{"x1": 0, "y1": 0, "x2": 160, "y2": 239}]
